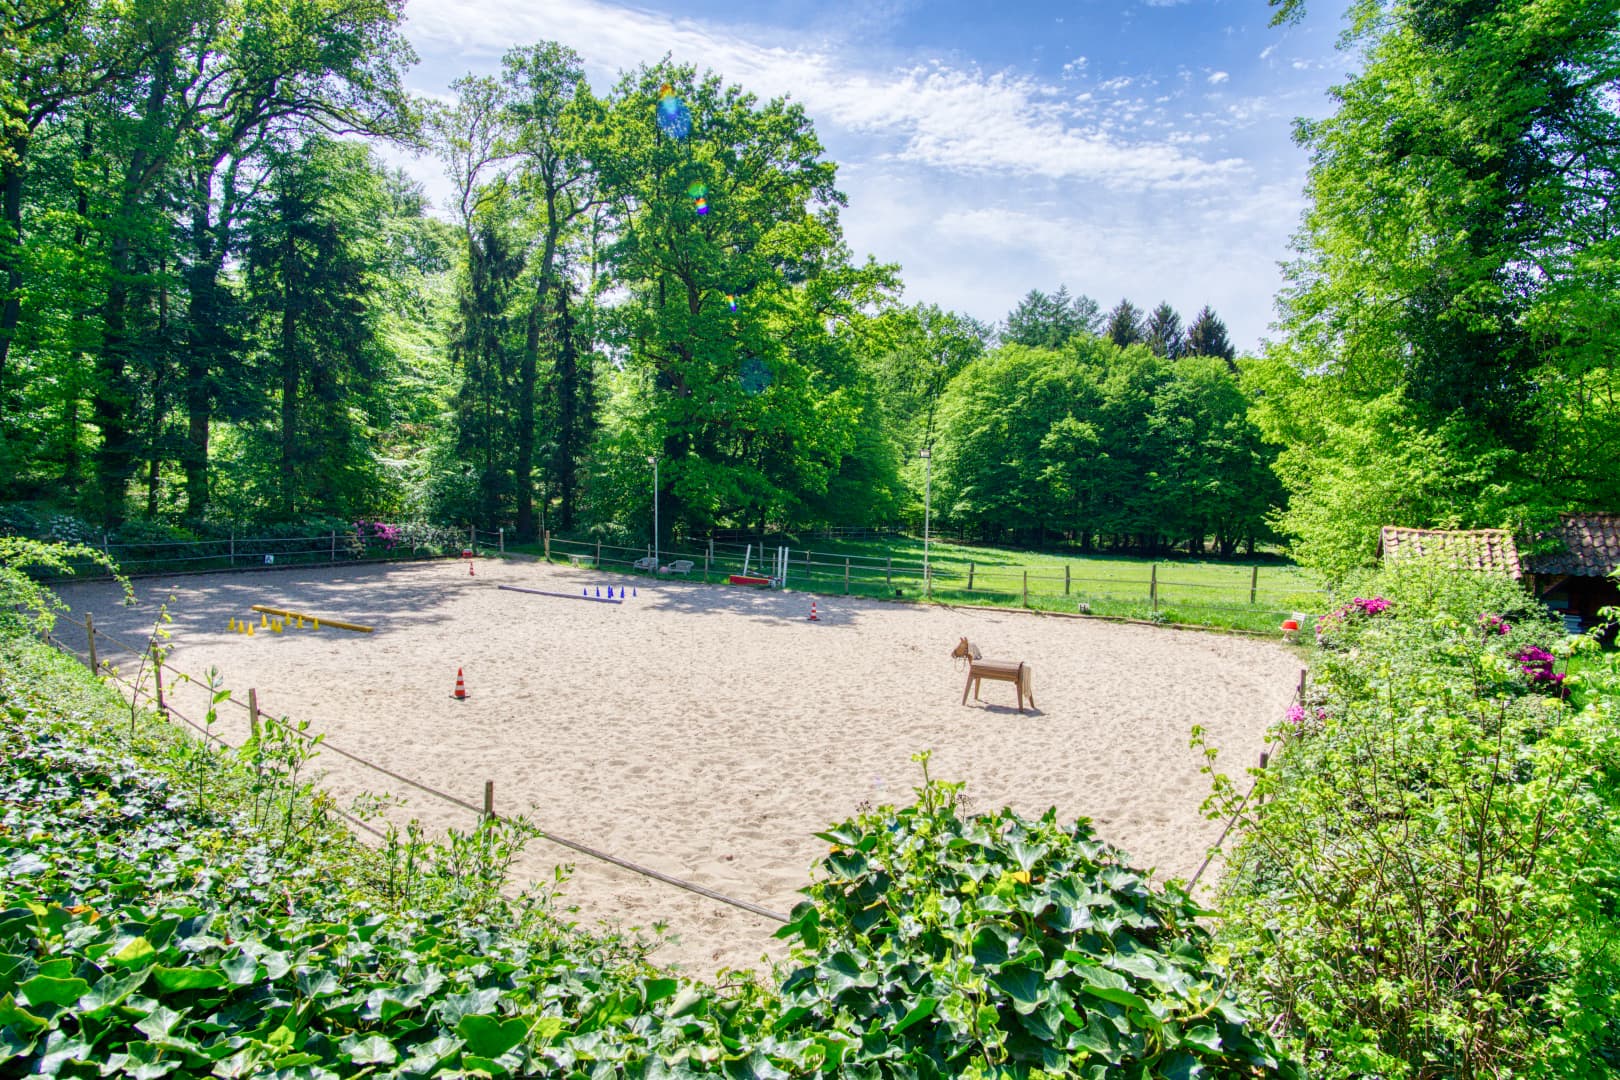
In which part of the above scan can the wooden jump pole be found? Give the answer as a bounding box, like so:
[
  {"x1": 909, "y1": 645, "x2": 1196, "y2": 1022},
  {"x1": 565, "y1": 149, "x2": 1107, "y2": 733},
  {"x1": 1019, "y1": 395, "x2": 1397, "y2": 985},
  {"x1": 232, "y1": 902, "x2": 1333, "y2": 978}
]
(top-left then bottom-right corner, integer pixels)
[
  {"x1": 85, "y1": 613, "x2": 98, "y2": 674},
  {"x1": 250, "y1": 604, "x2": 373, "y2": 633}
]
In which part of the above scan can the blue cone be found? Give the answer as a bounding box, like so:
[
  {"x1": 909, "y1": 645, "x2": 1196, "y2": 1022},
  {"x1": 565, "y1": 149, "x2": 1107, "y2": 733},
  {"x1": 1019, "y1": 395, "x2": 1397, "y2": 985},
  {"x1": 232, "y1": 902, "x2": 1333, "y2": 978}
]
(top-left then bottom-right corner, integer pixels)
[
  {"x1": 595, "y1": 586, "x2": 600, "y2": 597},
  {"x1": 632, "y1": 587, "x2": 638, "y2": 598},
  {"x1": 582, "y1": 588, "x2": 587, "y2": 596}
]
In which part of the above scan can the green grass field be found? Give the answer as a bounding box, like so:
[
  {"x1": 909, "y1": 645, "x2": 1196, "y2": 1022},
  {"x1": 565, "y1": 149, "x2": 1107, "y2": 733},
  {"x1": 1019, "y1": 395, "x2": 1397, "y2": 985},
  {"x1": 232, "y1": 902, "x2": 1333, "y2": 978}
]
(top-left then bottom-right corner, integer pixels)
[{"x1": 520, "y1": 531, "x2": 1328, "y2": 635}]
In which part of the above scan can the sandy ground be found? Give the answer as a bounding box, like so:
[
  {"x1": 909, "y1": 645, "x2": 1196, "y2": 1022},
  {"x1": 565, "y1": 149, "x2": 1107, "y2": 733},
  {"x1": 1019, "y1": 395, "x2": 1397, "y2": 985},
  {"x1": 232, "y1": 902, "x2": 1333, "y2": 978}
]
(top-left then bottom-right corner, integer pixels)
[{"x1": 51, "y1": 558, "x2": 1302, "y2": 978}]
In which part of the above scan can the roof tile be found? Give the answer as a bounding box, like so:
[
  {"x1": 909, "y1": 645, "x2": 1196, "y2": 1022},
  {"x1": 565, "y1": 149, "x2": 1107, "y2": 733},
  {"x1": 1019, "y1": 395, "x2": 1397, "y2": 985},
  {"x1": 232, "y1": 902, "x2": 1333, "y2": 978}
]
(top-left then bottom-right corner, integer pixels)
[
  {"x1": 1525, "y1": 513, "x2": 1620, "y2": 577},
  {"x1": 1378, "y1": 526, "x2": 1523, "y2": 579}
]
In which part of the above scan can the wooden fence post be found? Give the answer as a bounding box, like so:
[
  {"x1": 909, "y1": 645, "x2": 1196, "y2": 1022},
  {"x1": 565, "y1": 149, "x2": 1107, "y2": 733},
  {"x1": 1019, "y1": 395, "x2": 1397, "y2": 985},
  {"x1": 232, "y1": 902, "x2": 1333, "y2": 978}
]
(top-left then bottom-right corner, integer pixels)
[
  {"x1": 151, "y1": 645, "x2": 166, "y2": 716},
  {"x1": 543, "y1": 530, "x2": 550, "y2": 559},
  {"x1": 1250, "y1": 565, "x2": 1259, "y2": 605},
  {"x1": 704, "y1": 553, "x2": 711, "y2": 581},
  {"x1": 596, "y1": 538, "x2": 601, "y2": 567},
  {"x1": 229, "y1": 530, "x2": 235, "y2": 566},
  {"x1": 708, "y1": 537, "x2": 714, "y2": 561},
  {"x1": 484, "y1": 780, "x2": 495, "y2": 819},
  {"x1": 1297, "y1": 668, "x2": 1307, "y2": 702},
  {"x1": 967, "y1": 561, "x2": 975, "y2": 590},
  {"x1": 885, "y1": 556, "x2": 892, "y2": 587},
  {"x1": 469, "y1": 524, "x2": 476, "y2": 549},
  {"x1": 498, "y1": 527, "x2": 504, "y2": 554},
  {"x1": 1065, "y1": 564, "x2": 1071, "y2": 596},
  {"x1": 248, "y1": 688, "x2": 261, "y2": 742},
  {"x1": 330, "y1": 530, "x2": 337, "y2": 562},
  {"x1": 845, "y1": 557, "x2": 851, "y2": 595},
  {"x1": 86, "y1": 613, "x2": 98, "y2": 674},
  {"x1": 1150, "y1": 565, "x2": 1158, "y2": 611},
  {"x1": 1022, "y1": 570, "x2": 1029, "y2": 608}
]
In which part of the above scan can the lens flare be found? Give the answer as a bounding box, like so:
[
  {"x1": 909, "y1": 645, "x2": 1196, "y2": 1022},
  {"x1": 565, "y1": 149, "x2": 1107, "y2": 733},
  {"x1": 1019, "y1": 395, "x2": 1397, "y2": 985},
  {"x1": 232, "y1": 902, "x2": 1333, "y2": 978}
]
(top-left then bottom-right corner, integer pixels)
[
  {"x1": 686, "y1": 181, "x2": 707, "y2": 199},
  {"x1": 740, "y1": 356, "x2": 772, "y2": 395},
  {"x1": 726, "y1": 294, "x2": 737, "y2": 312},
  {"x1": 693, "y1": 197, "x2": 708, "y2": 215},
  {"x1": 655, "y1": 93, "x2": 691, "y2": 139}
]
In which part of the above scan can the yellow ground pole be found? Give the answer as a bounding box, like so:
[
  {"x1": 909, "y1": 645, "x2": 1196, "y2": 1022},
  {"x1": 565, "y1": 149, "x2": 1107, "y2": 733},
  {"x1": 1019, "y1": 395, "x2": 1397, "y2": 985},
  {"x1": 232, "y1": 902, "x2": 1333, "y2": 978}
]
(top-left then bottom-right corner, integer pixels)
[{"x1": 250, "y1": 605, "x2": 373, "y2": 633}]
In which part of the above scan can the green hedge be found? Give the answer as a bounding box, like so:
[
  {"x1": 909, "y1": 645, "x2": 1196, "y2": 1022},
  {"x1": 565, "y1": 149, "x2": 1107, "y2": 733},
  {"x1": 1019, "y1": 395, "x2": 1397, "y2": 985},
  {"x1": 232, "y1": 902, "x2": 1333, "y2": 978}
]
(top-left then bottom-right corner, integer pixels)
[{"x1": 1208, "y1": 561, "x2": 1620, "y2": 1076}]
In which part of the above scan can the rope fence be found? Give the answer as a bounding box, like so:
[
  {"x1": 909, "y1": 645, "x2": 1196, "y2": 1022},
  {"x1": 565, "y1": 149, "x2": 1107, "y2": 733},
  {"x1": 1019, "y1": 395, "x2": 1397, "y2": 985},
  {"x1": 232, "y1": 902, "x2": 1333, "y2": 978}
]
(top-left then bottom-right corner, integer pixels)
[{"x1": 42, "y1": 612, "x2": 790, "y2": 924}]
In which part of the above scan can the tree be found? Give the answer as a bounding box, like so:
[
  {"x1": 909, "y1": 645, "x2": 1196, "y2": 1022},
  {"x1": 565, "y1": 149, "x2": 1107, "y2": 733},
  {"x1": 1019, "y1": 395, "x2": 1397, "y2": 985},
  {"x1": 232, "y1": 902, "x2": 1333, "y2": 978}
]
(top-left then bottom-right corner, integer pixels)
[
  {"x1": 1144, "y1": 302, "x2": 1184, "y2": 358},
  {"x1": 1184, "y1": 305, "x2": 1235, "y2": 368},
  {"x1": 1002, "y1": 285, "x2": 1100, "y2": 349},
  {"x1": 1263, "y1": 0, "x2": 1620, "y2": 576},
  {"x1": 1103, "y1": 299, "x2": 1144, "y2": 348},
  {"x1": 242, "y1": 138, "x2": 394, "y2": 518},
  {"x1": 592, "y1": 62, "x2": 895, "y2": 538},
  {"x1": 502, "y1": 41, "x2": 599, "y2": 538}
]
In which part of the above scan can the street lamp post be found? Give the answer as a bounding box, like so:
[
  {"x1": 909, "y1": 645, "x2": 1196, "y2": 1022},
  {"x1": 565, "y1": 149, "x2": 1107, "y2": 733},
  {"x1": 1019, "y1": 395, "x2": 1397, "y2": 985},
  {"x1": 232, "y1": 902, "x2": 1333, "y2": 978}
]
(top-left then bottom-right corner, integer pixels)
[
  {"x1": 647, "y1": 455, "x2": 659, "y2": 570},
  {"x1": 920, "y1": 447, "x2": 931, "y2": 599}
]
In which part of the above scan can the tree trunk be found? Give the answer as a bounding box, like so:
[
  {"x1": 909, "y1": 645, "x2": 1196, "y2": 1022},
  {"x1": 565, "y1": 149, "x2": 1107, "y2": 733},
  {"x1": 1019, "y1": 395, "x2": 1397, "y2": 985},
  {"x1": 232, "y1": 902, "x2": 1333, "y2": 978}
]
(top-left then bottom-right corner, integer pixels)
[
  {"x1": 279, "y1": 217, "x2": 299, "y2": 518},
  {"x1": 182, "y1": 170, "x2": 218, "y2": 520},
  {"x1": 0, "y1": 152, "x2": 24, "y2": 420}
]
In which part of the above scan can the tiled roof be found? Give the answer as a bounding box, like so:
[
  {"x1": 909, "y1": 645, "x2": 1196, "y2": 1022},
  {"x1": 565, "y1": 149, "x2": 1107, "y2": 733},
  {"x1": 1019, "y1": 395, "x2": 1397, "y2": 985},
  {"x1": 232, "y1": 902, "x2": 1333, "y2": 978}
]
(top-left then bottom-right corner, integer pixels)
[
  {"x1": 1525, "y1": 514, "x2": 1620, "y2": 578},
  {"x1": 1378, "y1": 526, "x2": 1523, "y2": 580}
]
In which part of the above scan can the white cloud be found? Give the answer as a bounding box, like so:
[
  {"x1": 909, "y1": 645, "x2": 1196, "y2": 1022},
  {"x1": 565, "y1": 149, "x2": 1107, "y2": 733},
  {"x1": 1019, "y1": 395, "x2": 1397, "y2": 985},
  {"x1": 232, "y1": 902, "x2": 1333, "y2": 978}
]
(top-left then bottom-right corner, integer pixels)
[
  {"x1": 404, "y1": 0, "x2": 1242, "y2": 190},
  {"x1": 1259, "y1": 43, "x2": 1278, "y2": 60},
  {"x1": 1207, "y1": 70, "x2": 1230, "y2": 85}
]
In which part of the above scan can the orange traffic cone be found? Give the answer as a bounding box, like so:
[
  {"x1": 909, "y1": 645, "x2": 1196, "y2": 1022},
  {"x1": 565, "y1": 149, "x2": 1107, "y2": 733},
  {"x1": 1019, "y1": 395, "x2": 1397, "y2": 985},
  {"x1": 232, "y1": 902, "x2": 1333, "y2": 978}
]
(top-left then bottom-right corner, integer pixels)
[
  {"x1": 468, "y1": 560, "x2": 475, "y2": 576},
  {"x1": 807, "y1": 600, "x2": 819, "y2": 622},
  {"x1": 452, "y1": 667, "x2": 468, "y2": 700}
]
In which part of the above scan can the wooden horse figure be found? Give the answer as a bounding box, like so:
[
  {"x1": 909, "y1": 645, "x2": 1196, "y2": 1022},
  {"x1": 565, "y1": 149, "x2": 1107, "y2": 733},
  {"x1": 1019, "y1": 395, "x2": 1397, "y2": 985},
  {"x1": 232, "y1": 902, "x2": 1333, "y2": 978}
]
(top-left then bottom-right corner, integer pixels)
[{"x1": 950, "y1": 637, "x2": 1035, "y2": 713}]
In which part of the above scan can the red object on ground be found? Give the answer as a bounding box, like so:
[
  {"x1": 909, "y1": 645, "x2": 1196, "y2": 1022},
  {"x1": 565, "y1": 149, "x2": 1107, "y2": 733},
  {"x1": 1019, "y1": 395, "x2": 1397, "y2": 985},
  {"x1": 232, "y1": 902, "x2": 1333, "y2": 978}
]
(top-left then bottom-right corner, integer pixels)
[
  {"x1": 1281, "y1": 619, "x2": 1300, "y2": 632},
  {"x1": 728, "y1": 574, "x2": 770, "y2": 586},
  {"x1": 452, "y1": 668, "x2": 468, "y2": 700},
  {"x1": 468, "y1": 561, "x2": 475, "y2": 576},
  {"x1": 461, "y1": 548, "x2": 474, "y2": 558},
  {"x1": 808, "y1": 600, "x2": 819, "y2": 621}
]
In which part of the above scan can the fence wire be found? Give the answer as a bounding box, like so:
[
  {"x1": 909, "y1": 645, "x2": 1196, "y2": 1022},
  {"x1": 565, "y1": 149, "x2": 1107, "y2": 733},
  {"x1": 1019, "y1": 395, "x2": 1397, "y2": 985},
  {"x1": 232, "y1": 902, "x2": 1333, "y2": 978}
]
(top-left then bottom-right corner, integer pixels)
[{"x1": 41, "y1": 613, "x2": 790, "y2": 924}]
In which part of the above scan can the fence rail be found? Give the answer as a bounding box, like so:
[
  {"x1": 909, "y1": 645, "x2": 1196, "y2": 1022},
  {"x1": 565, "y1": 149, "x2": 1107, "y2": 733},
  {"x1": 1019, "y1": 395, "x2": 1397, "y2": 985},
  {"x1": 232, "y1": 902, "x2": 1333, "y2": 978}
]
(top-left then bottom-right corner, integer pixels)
[
  {"x1": 533, "y1": 530, "x2": 1327, "y2": 629},
  {"x1": 39, "y1": 611, "x2": 789, "y2": 925}
]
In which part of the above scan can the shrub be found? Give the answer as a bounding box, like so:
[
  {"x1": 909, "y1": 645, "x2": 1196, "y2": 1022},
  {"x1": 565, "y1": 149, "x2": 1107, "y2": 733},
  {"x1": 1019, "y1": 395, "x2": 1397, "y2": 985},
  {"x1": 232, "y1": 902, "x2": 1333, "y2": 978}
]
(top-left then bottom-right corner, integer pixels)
[
  {"x1": 775, "y1": 754, "x2": 1298, "y2": 1078},
  {"x1": 1208, "y1": 560, "x2": 1620, "y2": 1076}
]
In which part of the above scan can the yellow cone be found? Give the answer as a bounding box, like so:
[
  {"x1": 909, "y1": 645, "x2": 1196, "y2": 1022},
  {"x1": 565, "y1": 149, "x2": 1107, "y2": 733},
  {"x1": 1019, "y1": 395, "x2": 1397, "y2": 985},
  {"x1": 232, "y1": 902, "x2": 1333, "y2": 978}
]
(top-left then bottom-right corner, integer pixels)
[
  {"x1": 312, "y1": 618, "x2": 319, "y2": 630},
  {"x1": 260, "y1": 614, "x2": 268, "y2": 628},
  {"x1": 229, "y1": 618, "x2": 237, "y2": 632},
  {"x1": 248, "y1": 624, "x2": 255, "y2": 636}
]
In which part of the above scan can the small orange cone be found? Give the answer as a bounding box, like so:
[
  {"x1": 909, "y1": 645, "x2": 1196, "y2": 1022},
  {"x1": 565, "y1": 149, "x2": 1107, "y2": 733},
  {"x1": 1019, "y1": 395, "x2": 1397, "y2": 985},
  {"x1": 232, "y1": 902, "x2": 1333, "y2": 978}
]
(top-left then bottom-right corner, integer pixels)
[
  {"x1": 452, "y1": 667, "x2": 468, "y2": 700},
  {"x1": 808, "y1": 600, "x2": 819, "y2": 622},
  {"x1": 468, "y1": 561, "x2": 475, "y2": 576}
]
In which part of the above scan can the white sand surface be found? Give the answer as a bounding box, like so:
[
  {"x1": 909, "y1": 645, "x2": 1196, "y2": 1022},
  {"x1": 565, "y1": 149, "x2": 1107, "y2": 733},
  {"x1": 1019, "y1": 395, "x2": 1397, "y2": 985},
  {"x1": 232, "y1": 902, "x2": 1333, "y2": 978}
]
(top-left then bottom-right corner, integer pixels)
[{"x1": 52, "y1": 558, "x2": 1301, "y2": 977}]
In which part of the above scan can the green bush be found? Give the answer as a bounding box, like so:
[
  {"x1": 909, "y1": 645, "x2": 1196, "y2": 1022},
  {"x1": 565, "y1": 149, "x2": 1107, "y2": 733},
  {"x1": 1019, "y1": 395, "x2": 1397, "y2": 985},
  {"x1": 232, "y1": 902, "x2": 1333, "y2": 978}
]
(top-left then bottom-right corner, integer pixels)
[
  {"x1": 774, "y1": 754, "x2": 1298, "y2": 1078},
  {"x1": 1208, "y1": 561, "x2": 1620, "y2": 1076}
]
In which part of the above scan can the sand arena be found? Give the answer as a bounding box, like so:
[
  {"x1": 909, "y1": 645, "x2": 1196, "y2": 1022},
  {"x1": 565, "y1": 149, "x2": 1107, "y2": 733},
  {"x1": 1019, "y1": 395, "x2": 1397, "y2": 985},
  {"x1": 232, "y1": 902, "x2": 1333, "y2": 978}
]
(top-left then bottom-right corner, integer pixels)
[{"x1": 53, "y1": 557, "x2": 1301, "y2": 976}]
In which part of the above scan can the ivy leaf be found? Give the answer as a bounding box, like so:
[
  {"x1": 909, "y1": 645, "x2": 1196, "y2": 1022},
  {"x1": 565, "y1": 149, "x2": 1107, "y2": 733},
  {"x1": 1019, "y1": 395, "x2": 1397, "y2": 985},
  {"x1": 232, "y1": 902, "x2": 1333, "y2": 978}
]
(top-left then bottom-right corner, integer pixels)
[
  {"x1": 153, "y1": 966, "x2": 227, "y2": 991},
  {"x1": 110, "y1": 937, "x2": 156, "y2": 968},
  {"x1": 455, "y1": 1014, "x2": 529, "y2": 1058},
  {"x1": 221, "y1": 953, "x2": 258, "y2": 986},
  {"x1": 989, "y1": 967, "x2": 1043, "y2": 1013},
  {"x1": 18, "y1": 975, "x2": 88, "y2": 1008},
  {"x1": 340, "y1": 1033, "x2": 398, "y2": 1064},
  {"x1": 892, "y1": 997, "x2": 937, "y2": 1035}
]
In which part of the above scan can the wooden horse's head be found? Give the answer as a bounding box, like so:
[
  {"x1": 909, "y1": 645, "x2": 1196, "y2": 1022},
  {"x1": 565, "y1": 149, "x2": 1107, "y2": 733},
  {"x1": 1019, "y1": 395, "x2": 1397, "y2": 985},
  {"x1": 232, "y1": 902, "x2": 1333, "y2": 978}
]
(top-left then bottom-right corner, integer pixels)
[{"x1": 949, "y1": 637, "x2": 982, "y2": 661}]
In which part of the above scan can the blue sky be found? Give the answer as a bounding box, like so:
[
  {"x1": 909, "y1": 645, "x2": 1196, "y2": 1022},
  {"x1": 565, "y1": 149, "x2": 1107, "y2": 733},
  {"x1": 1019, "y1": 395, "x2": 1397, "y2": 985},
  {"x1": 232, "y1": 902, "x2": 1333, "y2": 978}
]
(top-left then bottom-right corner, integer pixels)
[{"x1": 389, "y1": 0, "x2": 1354, "y2": 350}]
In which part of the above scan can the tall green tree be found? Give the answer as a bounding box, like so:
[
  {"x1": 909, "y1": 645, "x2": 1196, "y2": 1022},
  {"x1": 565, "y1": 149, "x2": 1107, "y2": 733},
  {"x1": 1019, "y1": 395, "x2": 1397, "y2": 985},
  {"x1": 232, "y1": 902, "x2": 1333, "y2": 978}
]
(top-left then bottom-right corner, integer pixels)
[
  {"x1": 1002, "y1": 285, "x2": 1100, "y2": 350},
  {"x1": 1144, "y1": 301, "x2": 1184, "y2": 358},
  {"x1": 1263, "y1": 0, "x2": 1620, "y2": 577},
  {"x1": 592, "y1": 62, "x2": 895, "y2": 538},
  {"x1": 1104, "y1": 299, "x2": 1144, "y2": 348}
]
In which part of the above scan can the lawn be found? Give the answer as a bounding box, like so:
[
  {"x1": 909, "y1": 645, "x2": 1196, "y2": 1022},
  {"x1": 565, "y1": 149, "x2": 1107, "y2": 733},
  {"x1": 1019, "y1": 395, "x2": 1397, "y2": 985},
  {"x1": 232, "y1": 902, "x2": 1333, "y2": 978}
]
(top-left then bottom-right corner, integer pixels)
[{"x1": 518, "y1": 530, "x2": 1329, "y2": 635}]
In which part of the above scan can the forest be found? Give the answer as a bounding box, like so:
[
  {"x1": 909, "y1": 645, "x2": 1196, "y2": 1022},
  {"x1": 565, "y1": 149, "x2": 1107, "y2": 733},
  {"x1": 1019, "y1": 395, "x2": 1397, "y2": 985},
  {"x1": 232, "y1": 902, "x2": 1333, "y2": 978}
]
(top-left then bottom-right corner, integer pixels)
[
  {"x1": 3, "y1": 0, "x2": 1618, "y2": 578},
  {"x1": 0, "y1": 0, "x2": 1269, "y2": 559}
]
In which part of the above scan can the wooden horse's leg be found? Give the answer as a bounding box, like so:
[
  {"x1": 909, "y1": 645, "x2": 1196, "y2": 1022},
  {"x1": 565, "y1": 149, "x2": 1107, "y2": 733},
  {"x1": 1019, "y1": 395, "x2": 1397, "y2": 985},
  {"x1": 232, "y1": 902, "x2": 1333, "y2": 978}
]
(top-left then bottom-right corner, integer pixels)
[
  {"x1": 1015, "y1": 663, "x2": 1025, "y2": 713},
  {"x1": 1023, "y1": 665, "x2": 1035, "y2": 709},
  {"x1": 962, "y1": 669, "x2": 973, "y2": 705}
]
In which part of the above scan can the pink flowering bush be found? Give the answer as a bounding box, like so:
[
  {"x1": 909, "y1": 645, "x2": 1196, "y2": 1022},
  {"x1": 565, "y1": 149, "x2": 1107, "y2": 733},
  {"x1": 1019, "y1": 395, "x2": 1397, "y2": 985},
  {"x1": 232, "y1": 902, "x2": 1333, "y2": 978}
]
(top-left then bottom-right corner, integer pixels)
[
  {"x1": 1314, "y1": 594, "x2": 1393, "y2": 647},
  {"x1": 355, "y1": 520, "x2": 402, "y2": 551},
  {"x1": 1512, "y1": 644, "x2": 1568, "y2": 694}
]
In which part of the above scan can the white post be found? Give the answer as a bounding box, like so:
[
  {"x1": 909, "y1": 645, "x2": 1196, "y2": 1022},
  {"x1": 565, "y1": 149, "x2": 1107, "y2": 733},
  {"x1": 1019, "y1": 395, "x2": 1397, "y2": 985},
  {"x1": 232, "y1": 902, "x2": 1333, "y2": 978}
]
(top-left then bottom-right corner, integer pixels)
[{"x1": 647, "y1": 455, "x2": 659, "y2": 570}]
